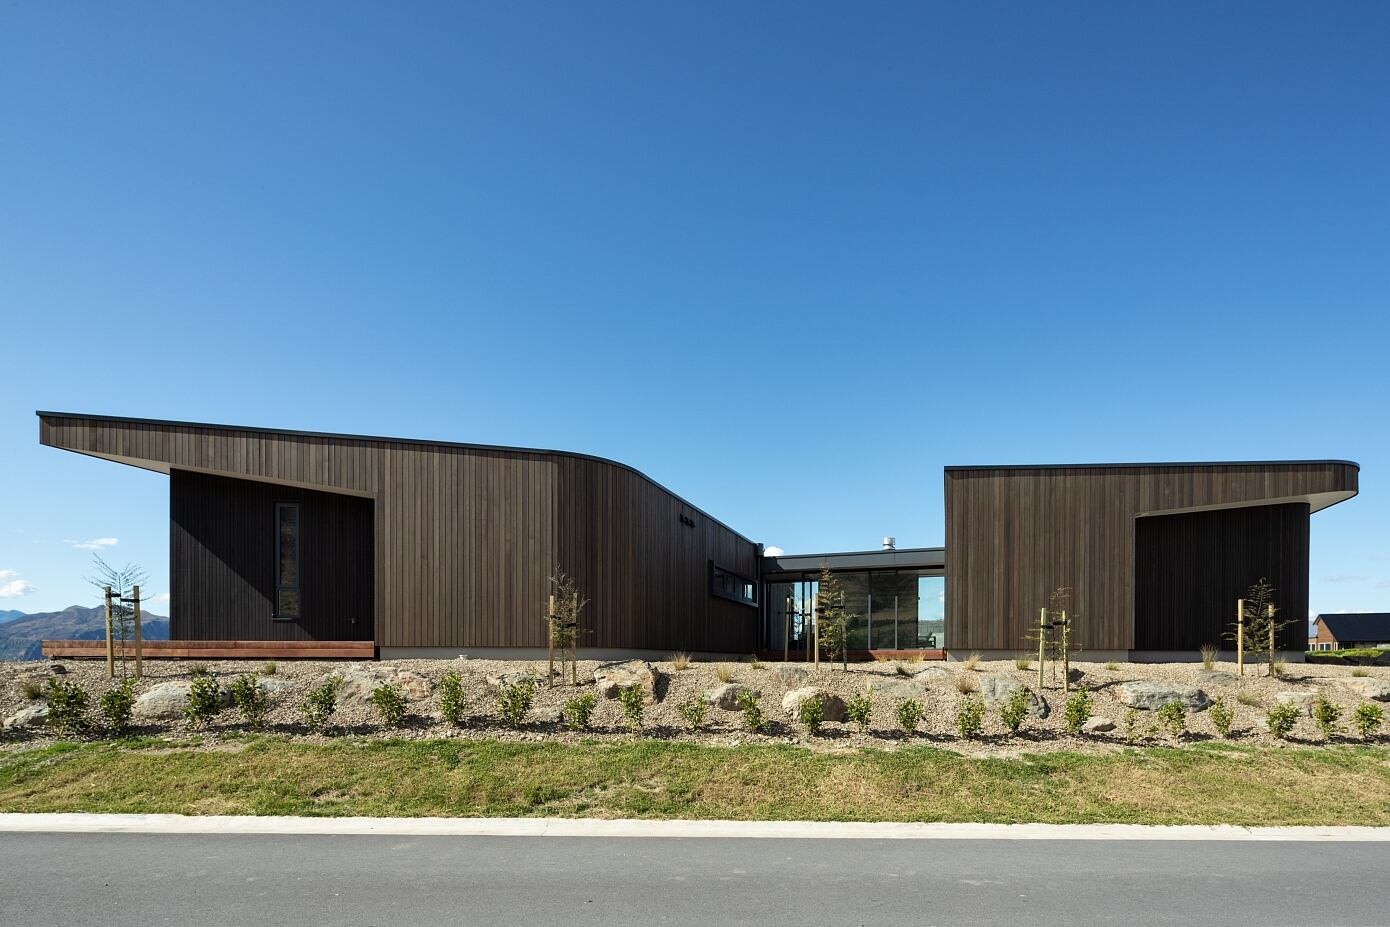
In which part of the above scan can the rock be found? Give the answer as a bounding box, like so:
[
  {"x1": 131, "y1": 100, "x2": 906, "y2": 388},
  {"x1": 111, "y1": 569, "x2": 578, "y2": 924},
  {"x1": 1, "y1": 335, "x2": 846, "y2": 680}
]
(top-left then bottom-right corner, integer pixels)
[
  {"x1": 1276, "y1": 691, "x2": 1316, "y2": 716},
  {"x1": 257, "y1": 677, "x2": 294, "y2": 695},
  {"x1": 1195, "y1": 670, "x2": 1237, "y2": 685},
  {"x1": 48, "y1": 664, "x2": 67, "y2": 675},
  {"x1": 865, "y1": 677, "x2": 928, "y2": 699},
  {"x1": 593, "y1": 660, "x2": 660, "y2": 703},
  {"x1": 132, "y1": 681, "x2": 231, "y2": 720},
  {"x1": 334, "y1": 669, "x2": 383, "y2": 708},
  {"x1": 1082, "y1": 717, "x2": 1115, "y2": 733},
  {"x1": 486, "y1": 671, "x2": 539, "y2": 691},
  {"x1": 776, "y1": 665, "x2": 810, "y2": 687},
  {"x1": 385, "y1": 670, "x2": 433, "y2": 700},
  {"x1": 911, "y1": 666, "x2": 950, "y2": 683},
  {"x1": 705, "y1": 682, "x2": 759, "y2": 711},
  {"x1": 1115, "y1": 681, "x2": 1211, "y2": 712},
  {"x1": 978, "y1": 674, "x2": 1049, "y2": 718},
  {"x1": 1338, "y1": 678, "x2": 1390, "y2": 702},
  {"x1": 2, "y1": 704, "x2": 49, "y2": 730},
  {"x1": 781, "y1": 687, "x2": 847, "y2": 722}
]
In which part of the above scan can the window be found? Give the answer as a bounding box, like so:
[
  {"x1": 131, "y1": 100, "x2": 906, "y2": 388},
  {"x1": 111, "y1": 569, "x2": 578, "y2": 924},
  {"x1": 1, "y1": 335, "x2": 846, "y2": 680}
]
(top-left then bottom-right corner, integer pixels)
[
  {"x1": 711, "y1": 563, "x2": 758, "y2": 607},
  {"x1": 275, "y1": 502, "x2": 301, "y2": 620}
]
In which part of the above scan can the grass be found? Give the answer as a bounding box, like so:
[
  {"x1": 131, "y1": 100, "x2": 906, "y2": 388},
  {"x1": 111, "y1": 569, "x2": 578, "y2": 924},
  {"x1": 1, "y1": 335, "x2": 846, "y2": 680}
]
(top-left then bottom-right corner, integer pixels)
[
  {"x1": 955, "y1": 674, "x2": 979, "y2": 694},
  {"x1": 714, "y1": 665, "x2": 735, "y2": 683},
  {"x1": 1200, "y1": 644, "x2": 1218, "y2": 670},
  {"x1": 962, "y1": 652, "x2": 982, "y2": 671},
  {"x1": 1351, "y1": 668, "x2": 1370, "y2": 678},
  {"x1": 1237, "y1": 692, "x2": 1261, "y2": 707},
  {"x1": 2, "y1": 738, "x2": 1389, "y2": 825},
  {"x1": 668, "y1": 653, "x2": 691, "y2": 672},
  {"x1": 1104, "y1": 661, "x2": 1119, "y2": 672},
  {"x1": 1014, "y1": 656, "x2": 1031, "y2": 671}
]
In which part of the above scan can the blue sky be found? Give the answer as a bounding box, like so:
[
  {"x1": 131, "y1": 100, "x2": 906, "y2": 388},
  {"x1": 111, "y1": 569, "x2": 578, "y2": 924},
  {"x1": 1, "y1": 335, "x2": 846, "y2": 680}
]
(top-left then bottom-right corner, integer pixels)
[{"x1": 1, "y1": 3, "x2": 1387, "y2": 622}]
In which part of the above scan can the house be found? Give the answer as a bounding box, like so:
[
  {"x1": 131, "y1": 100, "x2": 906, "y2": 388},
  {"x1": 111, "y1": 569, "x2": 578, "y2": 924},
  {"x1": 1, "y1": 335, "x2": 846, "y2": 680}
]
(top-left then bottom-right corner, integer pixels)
[
  {"x1": 37, "y1": 411, "x2": 1359, "y2": 661},
  {"x1": 1309, "y1": 613, "x2": 1390, "y2": 651}
]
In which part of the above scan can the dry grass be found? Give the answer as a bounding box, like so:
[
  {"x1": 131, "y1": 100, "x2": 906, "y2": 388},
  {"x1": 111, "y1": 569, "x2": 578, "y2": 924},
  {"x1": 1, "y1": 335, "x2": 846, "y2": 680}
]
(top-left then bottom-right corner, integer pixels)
[
  {"x1": 1200, "y1": 644, "x2": 1219, "y2": 670},
  {"x1": 750, "y1": 657, "x2": 766, "y2": 670},
  {"x1": 1237, "y1": 691, "x2": 1261, "y2": 707},
  {"x1": 956, "y1": 674, "x2": 979, "y2": 694},
  {"x1": 1104, "y1": 662, "x2": 1119, "y2": 672},
  {"x1": 894, "y1": 664, "x2": 913, "y2": 677},
  {"x1": 962, "y1": 652, "x2": 982, "y2": 672},
  {"x1": 1351, "y1": 668, "x2": 1370, "y2": 678},
  {"x1": 1014, "y1": 656, "x2": 1032, "y2": 671},
  {"x1": 262, "y1": 661, "x2": 278, "y2": 676},
  {"x1": 668, "y1": 653, "x2": 691, "y2": 672},
  {"x1": 715, "y1": 665, "x2": 735, "y2": 683},
  {"x1": 901, "y1": 652, "x2": 925, "y2": 664},
  {"x1": 19, "y1": 678, "x2": 43, "y2": 700}
]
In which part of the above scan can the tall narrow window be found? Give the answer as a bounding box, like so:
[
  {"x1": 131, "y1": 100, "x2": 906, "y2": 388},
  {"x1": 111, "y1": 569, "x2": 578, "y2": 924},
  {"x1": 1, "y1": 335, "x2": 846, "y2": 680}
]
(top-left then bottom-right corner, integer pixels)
[{"x1": 275, "y1": 502, "x2": 301, "y2": 620}]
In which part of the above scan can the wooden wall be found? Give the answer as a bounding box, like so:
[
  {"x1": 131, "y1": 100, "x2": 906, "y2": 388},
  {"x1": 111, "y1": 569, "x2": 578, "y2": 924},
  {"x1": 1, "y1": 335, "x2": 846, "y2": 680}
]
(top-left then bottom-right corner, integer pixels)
[
  {"x1": 944, "y1": 462, "x2": 1357, "y2": 651},
  {"x1": 41, "y1": 413, "x2": 759, "y2": 652}
]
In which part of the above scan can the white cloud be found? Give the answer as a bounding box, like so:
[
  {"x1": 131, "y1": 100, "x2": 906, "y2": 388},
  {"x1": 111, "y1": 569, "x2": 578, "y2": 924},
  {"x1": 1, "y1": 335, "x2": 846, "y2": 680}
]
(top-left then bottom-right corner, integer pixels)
[
  {"x1": 763, "y1": 546, "x2": 785, "y2": 557},
  {"x1": 66, "y1": 537, "x2": 119, "y2": 551},
  {"x1": 0, "y1": 570, "x2": 36, "y2": 598}
]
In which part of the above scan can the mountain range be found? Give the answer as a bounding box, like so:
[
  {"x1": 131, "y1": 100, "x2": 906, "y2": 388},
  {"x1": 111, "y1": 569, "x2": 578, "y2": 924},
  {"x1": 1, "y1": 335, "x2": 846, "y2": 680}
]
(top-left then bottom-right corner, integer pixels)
[{"x1": 0, "y1": 605, "x2": 170, "y2": 661}]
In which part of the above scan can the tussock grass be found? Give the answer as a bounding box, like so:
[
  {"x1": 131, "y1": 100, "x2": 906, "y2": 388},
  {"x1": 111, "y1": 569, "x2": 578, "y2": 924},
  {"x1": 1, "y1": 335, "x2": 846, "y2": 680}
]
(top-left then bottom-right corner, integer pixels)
[
  {"x1": 2, "y1": 738, "x2": 1388, "y2": 825},
  {"x1": 962, "y1": 652, "x2": 982, "y2": 671},
  {"x1": 1104, "y1": 661, "x2": 1119, "y2": 672},
  {"x1": 1200, "y1": 644, "x2": 1219, "y2": 670},
  {"x1": 955, "y1": 675, "x2": 979, "y2": 694},
  {"x1": 668, "y1": 653, "x2": 691, "y2": 672},
  {"x1": 714, "y1": 665, "x2": 735, "y2": 683},
  {"x1": 1014, "y1": 656, "x2": 1031, "y2": 671}
]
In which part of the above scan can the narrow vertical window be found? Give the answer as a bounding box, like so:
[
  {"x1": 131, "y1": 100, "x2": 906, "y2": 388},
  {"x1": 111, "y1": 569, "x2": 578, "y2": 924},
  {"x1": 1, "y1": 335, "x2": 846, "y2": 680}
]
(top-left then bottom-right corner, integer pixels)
[{"x1": 275, "y1": 502, "x2": 301, "y2": 619}]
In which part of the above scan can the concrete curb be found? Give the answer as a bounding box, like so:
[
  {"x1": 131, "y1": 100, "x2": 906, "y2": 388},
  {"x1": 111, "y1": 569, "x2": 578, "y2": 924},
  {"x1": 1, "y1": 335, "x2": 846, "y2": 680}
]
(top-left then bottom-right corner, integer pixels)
[{"x1": 2, "y1": 813, "x2": 1389, "y2": 840}]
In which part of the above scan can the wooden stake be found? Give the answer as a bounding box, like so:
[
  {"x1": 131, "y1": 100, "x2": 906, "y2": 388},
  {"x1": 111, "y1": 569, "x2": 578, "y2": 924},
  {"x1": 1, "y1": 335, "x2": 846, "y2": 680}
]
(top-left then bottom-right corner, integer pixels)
[
  {"x1": 104, "y1": 586, "x2": 115, "y2": 679},
  {"x1": 547, "y1": 594, "x2": 556, "y2": 688},
  {"x1": 1236, "y1": 598, "x2": 1244, "y2": 677},
  {"x1": 132, "y1": 584, "x2": 144, "y2": 679},
  {"x1": 1061, "y1": 609, "x2": 1070, "y2": 693},
  {"x1": 570, "y1": 591, "x2": 579, "y2": 686},
  {"x1": 1037, "y1": 607, "x2": 1046, "y2": 692},
  {"x1": 783, "y1": 593, "x2": 791, "y2": 664},
  {"x1": 1268, "y1": 603, "x2": 1276, "y2": 678}
]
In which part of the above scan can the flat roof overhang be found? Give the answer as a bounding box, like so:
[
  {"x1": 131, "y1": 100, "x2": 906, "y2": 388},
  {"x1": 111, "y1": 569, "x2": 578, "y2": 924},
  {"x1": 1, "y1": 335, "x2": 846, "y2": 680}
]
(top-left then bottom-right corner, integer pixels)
[{"x1": 763, "y1": 546, "x2": 944, "y2": 578}]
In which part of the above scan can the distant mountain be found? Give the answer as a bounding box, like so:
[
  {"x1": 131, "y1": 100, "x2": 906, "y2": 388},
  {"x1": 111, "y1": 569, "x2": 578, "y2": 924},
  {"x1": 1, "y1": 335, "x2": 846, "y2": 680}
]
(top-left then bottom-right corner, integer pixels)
[
  {"x1": 0, "y1": 605, "x2": 169, "y2": 661},
  {"x1": 0, "y1": 609, "x2": 25, "y2": 624}
]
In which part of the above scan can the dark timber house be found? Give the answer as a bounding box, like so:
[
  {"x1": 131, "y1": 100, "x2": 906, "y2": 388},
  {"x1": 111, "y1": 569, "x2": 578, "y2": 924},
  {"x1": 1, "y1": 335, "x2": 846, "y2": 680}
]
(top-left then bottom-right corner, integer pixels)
[{"x1": 37, "y1": 412, "x2": 1359, "y2": 661}]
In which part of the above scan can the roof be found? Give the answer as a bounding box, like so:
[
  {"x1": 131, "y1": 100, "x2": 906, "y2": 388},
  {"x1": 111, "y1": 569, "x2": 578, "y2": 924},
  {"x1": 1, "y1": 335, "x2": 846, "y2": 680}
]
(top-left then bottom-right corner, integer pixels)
[
  {"x1": 1315, "y1": 613, "x2": 1390, "y2": 641},
  {"x1": 946, "y1": 460, "x2": 1359, "y2": 471}
]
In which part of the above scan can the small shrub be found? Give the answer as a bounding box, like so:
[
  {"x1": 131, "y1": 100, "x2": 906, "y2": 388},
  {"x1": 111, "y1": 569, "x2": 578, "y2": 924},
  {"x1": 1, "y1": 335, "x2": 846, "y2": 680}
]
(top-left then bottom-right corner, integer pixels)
[
  {"x1": 1265, "y1": 702, "x2": 1299, "y2": 740},
  {"x1": 1272, "y1": 658, "x2": 1287, "y2": 677},
  {"x1": 1061, "y1": 687, "x2": 1093, "y2": 736},
  {"x1": 1104, "y1": 661, "x2": 1119, "y2": 672},
  {"x1": 99, "y1": 678, "x2": 137, "y2": 736},
  {"x1": 46, "y1": 678, "x2": 90, "y2": 736},
  {"x1": 677, "y1": 696, "x2": 707, "y2": 730},
  {"x1": 497, "y1": 678, "x2": 534, "y2": 728},
  {"x1": 798, "y1": 693, "x2": 824, "y2": 735},
  {"x1": 184, "y1": 674, "x2": 223, "y2": 729},
  {"x1": 302, "y1": 678, "x2": 340, "y2": 733},
  {"x1": 563, "y1": 692, "x2": 597, "y2": 731},
  {"x1": 1311, "y1": 695, "x2": 1341, "y2": 740},
  {"x1": 736, "y1": 689, "x2": 763, "y2": 732},
  {"x1": 715, "y1": 665, "x2": 735, "y2": 683},
  {"x1": 962, "y1": 652, "x2": 981, "y2": 671},
  {"x1": 954, "y1": 693, "x2": 984, "y2": 738},
  {"x1": 894, "y1": 663, "x2": 913, "y2": 677},
  {"x1": 229, "y1": 674, "x2": 270, "y2": 731},
  {"x1": 955, "y1": 674, "x2": 979, "y2": 694},
  {"x1": 750, "y1": 657, "x2": 767, "y2": 670},
  {"x1": 897, "y1": 698, "x2": 924, "y2": 734},
  {"x1": 1209, "y1": 696, "x2": 1234, "y2": 739},
  {"x1": 262, "y1": 660, "x2": 278, "y2": 676},
  {"x1": 1352, "y1": 702, "x2": 1384, "y2": 740},
  {"x1": 1156, "y1": 701, "x2": 1186, "y2": 738},
  {"x1": 1350, "y1": 668, "x2": 1370, "y2": 678},
  {"x1": 618, "y1": 683, "x2": 645, "y2": 731},
  {"x1": 439, "y1": 671, "x2": 466, "y2": 727},
  {"x1": 1123, "y1": 708, "x2": 1140, "y2": 743},
  {"x1": 669, "y1": 652, "x2": 691, "y2": 671},
  {"x1": 845, "y1": 693, "x2": 872, "y2": 732},
  {"x1": 370, "y1": 683, "x2": 408, "y2": 727},
  {"x1": 20, "y1": 678, "x2": 43, "y2": 700},
  {"x1": 1199, "y1": 643, "x2": 1219, "y2": 670},
  {"x1": 998, "y1": 686, "x2": 1030, "y2": 735},
  {"x1": 1013, "y1": 656, "x2": 1031, "y2": 671},
  {"x1": 1237, "y1": 691, "x2": 1261, "y2": 707}
]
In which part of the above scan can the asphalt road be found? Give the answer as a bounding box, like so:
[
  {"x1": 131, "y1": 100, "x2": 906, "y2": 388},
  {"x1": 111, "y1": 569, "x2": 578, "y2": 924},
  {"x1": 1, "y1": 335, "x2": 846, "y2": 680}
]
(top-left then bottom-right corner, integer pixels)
[{"x1": 1, "y1": 833, "x2": 1384, "y2": 926}]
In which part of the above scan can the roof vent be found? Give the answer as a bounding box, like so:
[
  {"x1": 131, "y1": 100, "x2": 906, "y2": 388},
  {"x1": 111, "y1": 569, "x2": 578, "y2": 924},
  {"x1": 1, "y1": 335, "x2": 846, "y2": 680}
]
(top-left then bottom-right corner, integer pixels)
[{"x1": 882, "y1": 536, "x2": 896, "y2": 550}]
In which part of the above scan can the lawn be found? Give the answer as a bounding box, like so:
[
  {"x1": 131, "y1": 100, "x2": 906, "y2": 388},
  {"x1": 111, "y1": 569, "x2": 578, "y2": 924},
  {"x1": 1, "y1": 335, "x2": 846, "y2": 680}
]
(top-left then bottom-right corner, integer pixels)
[{"x1": 3, "y1": 737, "x2": 1389, "y2": 825}]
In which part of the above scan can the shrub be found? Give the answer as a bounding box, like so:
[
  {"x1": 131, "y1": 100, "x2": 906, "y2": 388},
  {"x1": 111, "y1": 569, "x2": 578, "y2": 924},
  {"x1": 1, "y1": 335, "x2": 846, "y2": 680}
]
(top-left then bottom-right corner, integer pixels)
[
  {"x1": 1123, "y1": 708, "x2": 1140, "y2": 743},
  {"x1": 1272, "y1": 658, "x2": 1287, "y2": 677},
  {"x1": 99, "y1": 678, "x2": 137, "y2": 736},
  {"x1": 962, "y1": 652, "x2": 981, "y2": 671},
  {"x1": 894, "y1": 663, "x2": 913, "y2": 677},
  {"x1": 1311, "y1": 695, "x2": 1341, "y2": 740},
  {"x1": 715, "y1": 665, "x2": 735, "y2": 683},
  {"x1": 497, "y1": 678, "x2": 534, "y2": 728},
  {"x1": 184, "y1": 674, "x2": 223, "y2": 729},
  {"x1": 262, "y1": 660, "x2": 278, "y2": 676},
  {"x1": 1237, "y1": 691, "x2": 1261, "y2": 707},
  {"x1": 1013, "y1": 656, "x2": 1031, "y2": 671},
  {"x1": 1350, "y1": 668, "x2": 1370, "y2": 678},
  {"x1": 618, "y1": 683, "x2": 645, "y2": 731},
  {"x1": 1104, "y1": 661, "x2": 1119, "y2": 672},
  {"x1": 370, "y1": 683, "x2": 408, "y2": 727},
  {"x1": 229, "y1": 674, "x2": 270, "y2": 731},
  {"x1": 750, "y1": 657, "x2": 767, "y2": 670},
  {"x1": 1062, "y1": 687, "x2": 1093, "y2": 736},
  {"x1": 845, "y1": 693, "x2": 872, "y2": 732},
  {"x1": 563, "y1": 692, "x2": 597, "y2": 731},
  {"x1": 897, "y1": 698, "x2": 924, "y2": 734},
  {"x1": 46, "y1": 678, "x2": 90, "y2": 737},
  {"x1": 20, "y1": 678, "x2": 43, "y2": 700},
  {"x1": 677, "y1": 696, "x2": 707, "y2": 730},
  {"x1": 955, "y1": 693, "x2": 984, "y2": 738},
  {"x1": 1209, "y1": 696, "x2": 1234, "y2": 739},
  {"x1": 1265, "y1": 702, "x2": 1299, "y2": 740},
  {"x1": 302, "y1": 678, "x2": 340, "y2": 733},
  {"x1": 1352, "y1": 702, "x2": 1384, "y2": 740},
  {"x1": 439, "y1": 671, "x2": 466, "y2": 727},
  {"x1": 998, "y1": 687, "x2": 1030, "y2": 735},
  {"x1": 669, "y1": 652, "x2": 691, "y2": 672},
  {"x1": 798, "y1": 693, "x2": 824, "y2": 735},
  {"x1": 1156, "y1": 701, "x2": 1186, "y2": 738},
  {"x1": 736, "y1": 689, "x2": 763, "y2": 732}
]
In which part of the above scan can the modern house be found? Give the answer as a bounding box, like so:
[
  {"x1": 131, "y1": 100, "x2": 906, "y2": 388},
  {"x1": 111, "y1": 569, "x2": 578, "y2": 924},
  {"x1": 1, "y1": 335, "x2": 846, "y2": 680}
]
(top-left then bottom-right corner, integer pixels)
[
  {"x1": 38, "y1": 411, "x2": 1359, "y2": 661},
  {"x1": 1309, "y1": 613, "x2": 1390, "y2": 651}
]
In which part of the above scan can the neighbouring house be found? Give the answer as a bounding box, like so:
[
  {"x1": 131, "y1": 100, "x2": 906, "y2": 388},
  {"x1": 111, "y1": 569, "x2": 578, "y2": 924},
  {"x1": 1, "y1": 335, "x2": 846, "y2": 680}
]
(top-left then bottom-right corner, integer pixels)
[
  {"x1": 37, "y1": 411, "x2": 1359, "y2": 661},
  {"x1": 1309, "y1": 613, "x2": 1390, "y2": 651}
]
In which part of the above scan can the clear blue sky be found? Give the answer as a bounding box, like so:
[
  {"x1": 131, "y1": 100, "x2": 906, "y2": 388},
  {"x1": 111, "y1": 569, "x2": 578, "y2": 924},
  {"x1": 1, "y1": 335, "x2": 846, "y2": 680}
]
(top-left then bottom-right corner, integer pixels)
[{"x1": 2, "y1": 3, "x2": 1387, "y2": 623}]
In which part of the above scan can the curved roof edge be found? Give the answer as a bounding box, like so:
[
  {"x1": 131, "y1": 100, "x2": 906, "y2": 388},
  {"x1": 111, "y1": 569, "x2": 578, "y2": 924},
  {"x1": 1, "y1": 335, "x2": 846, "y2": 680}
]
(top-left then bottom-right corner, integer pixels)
[
  {"x1": 946, "y1": 459, "x2": 1360, "y2": 471},
  {"x1": 36, "y1": 410, "x2": 758, "y2": 547}
]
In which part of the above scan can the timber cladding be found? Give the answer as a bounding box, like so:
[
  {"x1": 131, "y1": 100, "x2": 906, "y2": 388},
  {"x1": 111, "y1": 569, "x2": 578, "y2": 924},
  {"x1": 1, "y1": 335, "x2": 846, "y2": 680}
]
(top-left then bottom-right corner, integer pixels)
[
  {"x1": 40, "y1": 413, "x2": 760, "y2": 652},
  {"x1": 944, "y1": 462, "x2": 1358, "y2": 652}
]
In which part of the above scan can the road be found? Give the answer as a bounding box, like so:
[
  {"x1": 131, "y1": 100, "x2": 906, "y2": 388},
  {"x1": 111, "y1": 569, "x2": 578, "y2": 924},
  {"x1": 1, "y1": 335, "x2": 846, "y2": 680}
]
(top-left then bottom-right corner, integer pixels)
[{"x1": 1, "y1": 832, "x2": 1384, "y2": 926}]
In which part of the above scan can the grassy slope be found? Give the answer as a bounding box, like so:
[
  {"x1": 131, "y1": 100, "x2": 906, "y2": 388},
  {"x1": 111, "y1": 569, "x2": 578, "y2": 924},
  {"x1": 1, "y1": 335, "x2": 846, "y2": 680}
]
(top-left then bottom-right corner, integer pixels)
[{"x1": 3, "y1": 738, "x2": 1390, "y2": 825}]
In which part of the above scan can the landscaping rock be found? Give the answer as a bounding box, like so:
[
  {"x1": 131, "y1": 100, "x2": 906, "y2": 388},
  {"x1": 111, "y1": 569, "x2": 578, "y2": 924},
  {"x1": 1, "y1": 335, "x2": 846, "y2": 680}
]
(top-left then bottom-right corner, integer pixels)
[
  {"x1": 334, "y1": 669, "x2": 384, "y2": 708},
  {"x1": 257, "y1": 677, "x2": 295, "y2": 695},
  {"x1": 132, "y1": 681, "x2": 231, "y2": 720},
  {"x1": 485, "y1": 671, "x2": 539, "y2": 691},
  {"x1": 48, "y1": 664, "x2": 67, "y2": 675},
  {"x1": 1276, "y1": 691, "x2": 1316, "y2": 716},
  {"x1": 1115, "y1": 681, "x2": 1210, "y2": 712},
  {"x1": 1195, "y1": 670, "x2": 1237, "y2": 685},
  {"x1": 385, "y1": 670, "x2": 433, "y2": 700},
  {"x1": 593, "y1": 660, "x2": 660, "y2": 702},
  {"x1": 781, "y1": 687, "x2": 847, "y2": 723},
  {"x1": 776, "y1": 665, "x2": 810, "y2": 687},
  {"x1": 978, "y1": 674, "x2": 1049, "y2": 718},
  {"x1": 865, "y1": 677, "x2": 927, "y2": 699},
  {"x1": 2, "y1": 704, "x2": 49, "y2": 730},
  {"x1": 1338, "y1": 678, "x2": 1390, "y2": 702},
  {"x1": 911, "y1": 666, "x2": 950, "y2": 683},
  {"x1": 705, "y1": 682, "x2": 758, "y2": 711},
  {"x1": 1082, "y1": 716, "x2": 1115, "y2": 733}
]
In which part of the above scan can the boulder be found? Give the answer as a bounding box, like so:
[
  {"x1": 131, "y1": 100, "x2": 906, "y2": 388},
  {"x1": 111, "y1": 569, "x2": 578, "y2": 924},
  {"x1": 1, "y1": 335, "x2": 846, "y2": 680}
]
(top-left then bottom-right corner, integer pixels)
[
  {"x1": 776, "y1": 665, "x2": 810, "y2": 687},
  {"x1": 1082, "y1": 716, "x2": 1115, "y2": 733},
  {"x1": 1276, "y1": 691, "x2": 1316, "y2": 716},
  {"x1": 132, "y1": 681, "x2": 231, "y2": 720},
  {"x1": 978, "y1": 674, "x2": 1049, "y2": 719},
  {"x1": 594, "y1": 660, "x2": 659, "y2": 702},
  {"x1": 334, "y1": 669, "x2": 383, "y2": 708},
  {"x1": 911, "y1": 666, "x2": 950, "y2": 683},
  {"x1": 781, "y1": 687, "x2": 847, "y2": 722},
  {"x1": 865, "y1": 677, "x2": 928, "y2": 700},
  {"x1": 486, "y1": 671, "x2": 539, "y2": 691},
  {"x1": 1115, "y1": 681, "x2": 1211, "y2": 712},
  {"x1": 1195, "y1": 670, "x2": 1237, "y2": 686},
  {"x1": 48, "y1": 664, "x2": 67, "y2": 675},
  {"x1": 257, "y1": 677, "x2": 295, "y2": 695},
  {"x1": 705, "y1": 682, "x2": 759, "y2": 711},
  {"x1": 2, "y1": 704, "x2": 49, "y2": 730},
  {"x1": 385, "y1": 670, "x2": 434, "y2": 701},
  {"x1": 1338, "y1": 678, "x2": 1390, "y2": 702}
]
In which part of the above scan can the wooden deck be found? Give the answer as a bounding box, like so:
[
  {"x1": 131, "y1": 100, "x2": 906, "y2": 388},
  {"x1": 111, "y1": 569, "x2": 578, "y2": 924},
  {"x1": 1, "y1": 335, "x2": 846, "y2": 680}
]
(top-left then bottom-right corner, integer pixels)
[
  {"x1": 754, "y1": 649, "x2": 947, "y2": 663},
  {"x1": 41, "y1": 640, "x2": 376, "y2": 660}
]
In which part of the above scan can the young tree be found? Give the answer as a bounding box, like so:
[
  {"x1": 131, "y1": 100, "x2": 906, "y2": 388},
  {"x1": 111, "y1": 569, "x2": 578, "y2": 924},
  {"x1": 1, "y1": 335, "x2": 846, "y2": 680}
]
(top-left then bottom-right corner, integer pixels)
[
  {"x1": 86, "y1": 555, "x2": 148, "y2": 679},
  {"x1": 546, "y1": 569, "x2": 589, "y2": 685},
  {"x1": 1242, "y1": 578, "x2": 1293, "y2": 677},
  {"x1": 815, "y1": 565, "x2": 853, "y2": 671}
]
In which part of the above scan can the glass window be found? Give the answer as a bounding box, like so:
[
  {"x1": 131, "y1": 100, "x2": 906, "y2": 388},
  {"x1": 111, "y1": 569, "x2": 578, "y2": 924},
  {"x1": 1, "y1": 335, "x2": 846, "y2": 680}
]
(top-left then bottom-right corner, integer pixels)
[
  {"x1": 917, "y1": 575, "x2": 945, "y2": 649},
  {"x1": 275, "y1": 502, "x2": 301, "y2": 619},
  {"x1": 711, "y1": 563, "x2": 757, "y2": 607}
]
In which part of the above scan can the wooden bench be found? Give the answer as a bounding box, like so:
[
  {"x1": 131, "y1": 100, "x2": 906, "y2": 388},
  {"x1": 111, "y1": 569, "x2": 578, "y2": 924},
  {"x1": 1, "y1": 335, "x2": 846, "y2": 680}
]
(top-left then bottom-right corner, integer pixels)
[{"x1": 40, "y1": 640, "x2": 376, "y2": 660}]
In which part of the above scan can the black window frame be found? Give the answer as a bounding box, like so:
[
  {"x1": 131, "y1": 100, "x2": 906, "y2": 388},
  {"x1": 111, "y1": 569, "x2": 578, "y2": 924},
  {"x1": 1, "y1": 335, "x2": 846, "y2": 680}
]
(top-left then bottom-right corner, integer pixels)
[
  {"x1": 710, "y1": 562, "x2": 758, "y2": 608},
  {"x1": 274, "y1": 501, "x2": 301, "y2": 621}
]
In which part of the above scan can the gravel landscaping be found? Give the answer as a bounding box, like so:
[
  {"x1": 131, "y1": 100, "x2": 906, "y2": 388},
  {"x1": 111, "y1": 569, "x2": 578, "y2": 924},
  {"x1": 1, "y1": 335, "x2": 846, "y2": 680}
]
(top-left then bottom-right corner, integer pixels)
[{"x1": 3, "y1": 655, "x2": 1388, "y2": 755}]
